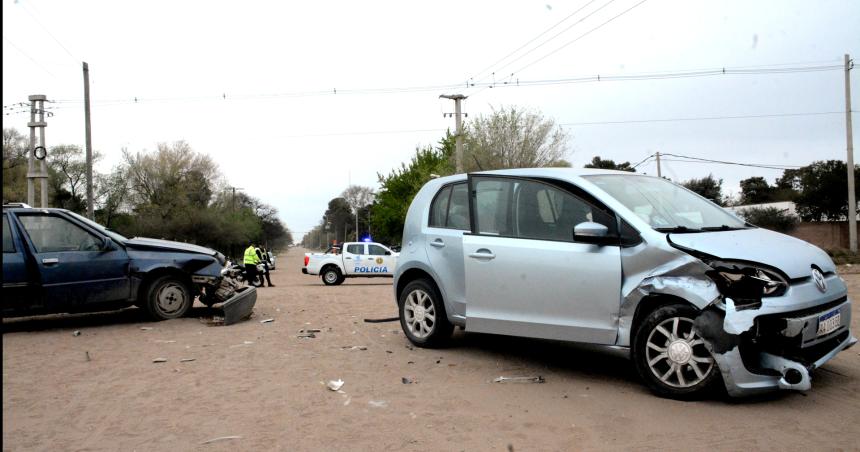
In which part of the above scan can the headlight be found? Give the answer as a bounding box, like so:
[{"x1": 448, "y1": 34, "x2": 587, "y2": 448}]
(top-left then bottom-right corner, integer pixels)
[{"x1": 707, "y1": 261, "x2": 789, "y2": 302}]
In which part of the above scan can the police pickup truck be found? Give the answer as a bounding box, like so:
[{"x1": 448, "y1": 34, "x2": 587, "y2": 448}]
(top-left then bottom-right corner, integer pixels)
[
  {"x1": 2, "y1": 204, "x2": 255, "y2": 323},
  {"x1": 302, "y1": 242, "x2": 398, "y2": 285}
]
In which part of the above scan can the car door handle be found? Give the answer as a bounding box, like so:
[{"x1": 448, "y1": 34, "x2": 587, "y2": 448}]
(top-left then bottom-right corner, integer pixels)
[
  {"x1": 429, "y1": 239, "x2": 445, "y2": 248},
  {"x1": 42, "y1": 258, "x2": 59, "y2": 266},
  {"x1": 468, "y1": 249, "x2": 495, "y2": 260},
  {"x1": 345, "y1": 257, "x2": 352, "y2": 260}
]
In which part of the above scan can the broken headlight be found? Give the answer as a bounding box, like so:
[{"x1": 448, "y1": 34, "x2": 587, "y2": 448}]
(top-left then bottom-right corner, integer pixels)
[{"x1": 707, "y1": 261, "x2": 789, "y2": 307}]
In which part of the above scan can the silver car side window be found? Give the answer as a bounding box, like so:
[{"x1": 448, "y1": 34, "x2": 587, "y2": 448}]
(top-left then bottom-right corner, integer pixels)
[{"x1": 447, "y1": 183, "x2": 471, "y2": 230}]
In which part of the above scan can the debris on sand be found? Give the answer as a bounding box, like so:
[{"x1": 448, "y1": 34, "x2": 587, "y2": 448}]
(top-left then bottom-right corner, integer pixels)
[
  {"x1": 401, "y1": 377, "x2": 414, "y2": 384},
  {"x1": 368, "y1": 400, "x2": 388, "y2": 408},
  {"x1": 85, "y1": 351, "x2": 91, "y2": 362},
  {"x1": 327, "y1": 379, "x2": 345, "y2": 391},
  {"x1": 493, "y1": 376, "x2": 545, "y2": 384},
  {"x1": 199, "y1": 316, "x2": 225, "y2": 326},
  {"x1": 297, "y1": 332, "x2": 316, "y2": 339},
  {"x1": 152, "y1": 358, "x2": 168, "y2": 363},
  {"x1": 179, "y1": 358, "x2": 196, "y2": 363},
  {"x1": 341, "y1": 345, "x2": 367, "y2": 351},
  {"x1": 363, "y1": 317, "x2": 399, "y2": 323},
  {"x1": 140, "y1": 327, "x2": 153, "y2": 331},
  {"x1": 200, "y1": 435, "x2": 242, "y2": 445},
  {"x1": 153, "y1": 340, "x2": 176, "y2": 344},
  {"x1": 260, "y1": 318, "x2": 275, "y2": 324},
  {"x1": 72, "y1": 330, "x2": 81, "y2": 337},
  {"x1": 300, "y1": 329, "x2": 322, "y2": 333}
]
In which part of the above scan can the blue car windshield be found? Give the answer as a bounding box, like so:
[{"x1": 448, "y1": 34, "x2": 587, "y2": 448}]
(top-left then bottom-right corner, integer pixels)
[
  {"x1": 584, "y1": 174, "x2": 748, "y2": 231},
  {"x1": 67, "y1": 211, "x2": 129, "y2": 243}
]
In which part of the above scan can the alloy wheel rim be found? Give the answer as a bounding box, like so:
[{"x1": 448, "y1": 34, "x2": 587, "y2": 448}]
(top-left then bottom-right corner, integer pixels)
[
  {"x1": 403, "y1": 289, "x2": 436, "y2": 339},
  {"x1": 645, "y1": 316, "x2": 714, "y2": 388},
  {"x1": 325, "y1": 271, "x2": 338, "y2": 283}
]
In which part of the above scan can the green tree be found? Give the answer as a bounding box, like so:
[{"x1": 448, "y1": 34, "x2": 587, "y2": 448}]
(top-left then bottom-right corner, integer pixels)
[
  {"x1": 2, "y1": 127, "x2": 29, "y2": 203},
  {"x1": 370, "y1": 134, "x2": 455, "y2": 245},
  {"x1": 584, "y1": 156, "x2": 635, "y2": 172},
  {"x1": 777, "y1": 160, "x2": 860, "y2": 221},
  {"x1": 462, "y1": 106, "x2": 570, "y2": 171},
  {"x1": 682, "y1": 174, "x2": 725, "y2": 206},
  {"x1": 737, "y1": 206, "x2": 799, "y2": 232},
  {"x1": 341, "y1": 185, "x2": 375, "y2": 241},
  {"x1": 738, "y1": 176, "x2": 773, "y2": 205}
]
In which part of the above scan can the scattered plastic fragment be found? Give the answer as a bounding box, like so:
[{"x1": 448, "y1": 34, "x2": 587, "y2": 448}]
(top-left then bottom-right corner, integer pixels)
[
  {"x1": 200, "y1": 435, "x2": 242, "y2": 445},
  {"x1": 364, "y1": 317, "x2": 399, "y2": 323},
  {"x1": 297, "y1": 333, "x2": 316, "y2": 339},
  {"x1": 493, "y1": 376, "x2": 545, "y2": 384},
  {"x1": 260, "y1": 318, "x2": 274, "y2": 324},
  {"x1": 152, "y1": 358, "x2": 168, "y2": 363},
  {"x1": 401, "y1": 377, "x2": 413, "y2": 384},
  {"x1": 72, "y1": 330, "x2": 81, "y2": 337},
  {"x1": 341, "y1": 346, "x2": 367, "y2": 350},
  {"x1": 368, "y1": 400, "x2": 388, "y2": 408},
  {"x1": 327, "y1": 379, "x2": 345, "y2": 391},
  {"x1": 300, "y1": 329, "x2": 322, "y2": 333},
  {"x1": 180, "y1": 358, "x2": 196, "y2": 363}
]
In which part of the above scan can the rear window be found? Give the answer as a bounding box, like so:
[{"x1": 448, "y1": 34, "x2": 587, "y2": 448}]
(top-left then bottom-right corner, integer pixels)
[
  {"x1": 428, "y1": 182, "x2": 470, "y2": 230},
  {"x1": 346, "y1": 244, "x2": 364, "y2": 255}
]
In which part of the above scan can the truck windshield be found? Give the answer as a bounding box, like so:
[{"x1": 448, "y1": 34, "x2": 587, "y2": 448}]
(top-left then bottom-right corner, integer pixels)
[
  {"x1": 584, "y1": 174, "x2": 748, "y2": 232},
  {"x1": 67, "y1": 211, "x2": 130, "y2": 243}
]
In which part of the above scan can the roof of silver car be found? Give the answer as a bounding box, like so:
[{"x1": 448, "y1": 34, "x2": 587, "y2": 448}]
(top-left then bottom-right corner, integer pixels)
[{"x1": 432, "y1": 167, "x2": 647, "y2": 183}]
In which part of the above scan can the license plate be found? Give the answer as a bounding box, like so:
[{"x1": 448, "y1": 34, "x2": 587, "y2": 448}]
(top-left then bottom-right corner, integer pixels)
[{"x1": 817, "y1": 309, "x2": 842, "y2": 336}]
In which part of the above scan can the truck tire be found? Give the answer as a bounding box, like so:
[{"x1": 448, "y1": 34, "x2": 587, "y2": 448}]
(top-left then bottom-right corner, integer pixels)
[
  {"x1": 398, "y1": 278, "x2": 453, "y2": 348},
  {"x1": 144, "y1": 275, "x2": 193, "y2": 320},
  {"x1": 321, "y1": 266, "x2": 343, "y2": 286},
  {"x1": 632, "y1": 303, "x2": 721, "y2": 400}
]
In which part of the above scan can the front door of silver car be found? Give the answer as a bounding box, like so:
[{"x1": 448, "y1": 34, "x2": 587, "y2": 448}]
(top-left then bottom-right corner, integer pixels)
[{"x1": 463, "y1": 176, "x2": 622, "y2": 344}]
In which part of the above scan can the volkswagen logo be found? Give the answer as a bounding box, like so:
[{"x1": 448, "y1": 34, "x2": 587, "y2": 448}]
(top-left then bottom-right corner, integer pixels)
[{"x1": 811, "y1": 268, "x2": 827, "y2": 293}]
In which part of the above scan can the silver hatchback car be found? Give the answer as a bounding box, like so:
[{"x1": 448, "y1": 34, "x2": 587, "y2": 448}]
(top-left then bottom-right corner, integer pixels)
[{"x1": 393, "y1": 168, "x2": 856, "y2": 399}]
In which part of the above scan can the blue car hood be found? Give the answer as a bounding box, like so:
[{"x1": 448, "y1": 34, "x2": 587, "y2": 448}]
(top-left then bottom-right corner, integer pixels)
[
  {"x1": 668, "y1": 228, "x2": 836, "y2": 279},
  {"x1": 124, "y1": 237, "x2": 219, "y2": 256}
]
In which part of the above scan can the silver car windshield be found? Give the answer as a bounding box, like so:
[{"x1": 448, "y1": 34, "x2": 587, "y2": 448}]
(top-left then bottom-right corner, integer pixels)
[{"x1": 584, "y1": 174, "x2": 748, "y2": 232}]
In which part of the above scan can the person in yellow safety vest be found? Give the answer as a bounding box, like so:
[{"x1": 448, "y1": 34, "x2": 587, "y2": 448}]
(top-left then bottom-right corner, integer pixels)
[
  {"x1": 243, "y1": 243, "x2": 262, "y2": 287},
  {"x1": 255, "y1": 246, "x2": 274, "y2": 287}
]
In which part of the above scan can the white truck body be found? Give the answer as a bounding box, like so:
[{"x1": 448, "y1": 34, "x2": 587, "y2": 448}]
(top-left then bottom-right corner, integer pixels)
[{"x1": 303, "y1": 242, "x2": 399, "y2": 285}]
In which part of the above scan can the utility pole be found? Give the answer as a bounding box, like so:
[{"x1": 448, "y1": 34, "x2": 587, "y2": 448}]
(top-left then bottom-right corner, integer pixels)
[
  {"x1": 655, "y1": 151, "x2": 662, "y2": 178},
  {"x1": 845, "y1": 54, "x2": 857, "y2": 253},
  {"x1": 83, "y1": 62, "x2": 94, "y2": 219},
  {"x1": 27, "y1": 95, "x2": 49, "y2": 207},
  {"x1": 440, "y1": 94, "x2": 467, "y2": 173}
]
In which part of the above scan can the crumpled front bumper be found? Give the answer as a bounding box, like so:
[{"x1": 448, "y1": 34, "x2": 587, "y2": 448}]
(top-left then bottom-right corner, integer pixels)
[{"x1": 714, "y1": 291, "x2": 856, "y2": 397}]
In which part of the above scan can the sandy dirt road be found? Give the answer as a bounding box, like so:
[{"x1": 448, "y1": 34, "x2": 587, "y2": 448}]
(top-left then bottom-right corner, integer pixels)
[{"x1": 3, "y1": 247, "x2": 860, "y2": 451}]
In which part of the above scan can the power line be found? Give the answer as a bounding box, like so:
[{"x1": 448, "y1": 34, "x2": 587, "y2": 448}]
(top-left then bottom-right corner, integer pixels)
[
  {"x1": 659, "y1": 153, "x2": 804, "y2": 170},
  {"x1": 2, "y1": 35, "x2": 57, "y2": 78},
  {"x1": 631, "y1": 153, "x2": 655, "y2": 169},
  {"x1": 47, "y1": 62, "x2": 843, "y2": 107},
  {"x1": 470, "y1": 0, "x2": 616, "y2": 86},
  {"x1": 469, "y1": 0, "x2": 601, "y2": 84},
  {"x1": 559, "y1": 110, "x2": 845, "y2": 126},
  {"x1": 16, "y1": 0, "x2": 78, "y2": 61}
]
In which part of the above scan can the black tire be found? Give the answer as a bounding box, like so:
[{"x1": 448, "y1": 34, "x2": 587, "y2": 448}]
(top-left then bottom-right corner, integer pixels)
[
  {"x1": 632, "y1": 303, "x2": 721, "y2": 400},
  {"x1": 398, "y1": 279, "x2": 454, "y2": 348},
  {"x1": 321, "y1": 266, "x2": 344, "y2": 286},
  {"x1": 143, "y1": 275, "x2": 193, "y2": 320}
]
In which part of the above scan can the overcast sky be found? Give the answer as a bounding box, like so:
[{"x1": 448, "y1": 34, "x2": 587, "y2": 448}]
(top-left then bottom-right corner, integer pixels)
[{"x1": 3, "y1": 0, "x2": 858, "y2": 239}]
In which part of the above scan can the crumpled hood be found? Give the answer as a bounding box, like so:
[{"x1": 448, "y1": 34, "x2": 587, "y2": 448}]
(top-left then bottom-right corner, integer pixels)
[
  {"x1": 668, "y1": 228, "x2": 836, "y2": 279},
  {"x1": 124, "y1": 237, "x2": 219, "y2": 256}
]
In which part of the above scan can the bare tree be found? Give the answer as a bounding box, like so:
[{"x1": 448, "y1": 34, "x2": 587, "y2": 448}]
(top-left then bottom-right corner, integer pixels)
[
  {"x1": 462, "y1": 106, "x2": 571, "y2": 171},
  {"x1": 3, "y1": 128, "x2": 28, "y2": 170},
  {"x1": 341, "y1": 185, "x2": 376, "y2": 241},
  {"x1": 48, "y1": 145, "x2": 101, "y2": 202}
]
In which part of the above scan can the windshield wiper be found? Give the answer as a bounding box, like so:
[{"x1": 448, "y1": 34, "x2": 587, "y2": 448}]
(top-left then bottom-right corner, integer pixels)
[
  {"x1": 700, "y1": 225, "x2": 749, "y2": 231},
  {"x1": 654, "y1": 226, "x2": 703, "y2": 233}
]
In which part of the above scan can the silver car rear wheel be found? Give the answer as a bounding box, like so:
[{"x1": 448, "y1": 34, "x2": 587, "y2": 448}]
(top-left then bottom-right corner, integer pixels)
[{"x1": 403, "y1": 289, "x2": 436, "y2": 338}]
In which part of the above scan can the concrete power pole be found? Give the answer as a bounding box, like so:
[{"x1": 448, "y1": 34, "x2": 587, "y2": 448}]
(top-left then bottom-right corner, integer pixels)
[
  {"x1": 845, "y1": 54, "x2": 857, "y2": 253},
  {"x1": 83, "y1": 62, "x2": 94, "y2": 219},
  {"x1": 440, "y1": 94, "x2": 467, "y2": 173},
  {"x1": 655, "y1": 151, "x2": 662, "y2": 178},
  {"x1": 27, "y1": 95, "x2": 49, "y2": 208}
]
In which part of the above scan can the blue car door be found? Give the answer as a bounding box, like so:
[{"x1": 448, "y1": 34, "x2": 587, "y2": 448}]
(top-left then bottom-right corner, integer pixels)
[
  {"x1": 13, "y1": 212, "x2": 131, "y2": 309},
  {"x1": 2, "y1": 213, "x2": 37, "y2": 312}
]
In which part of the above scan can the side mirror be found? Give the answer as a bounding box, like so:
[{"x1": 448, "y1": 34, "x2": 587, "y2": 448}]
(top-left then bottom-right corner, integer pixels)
[
  {"x1": 101, "y1": 237, "x2": 114, "y2": 251},
  {"x1": 573, "y1": 222, "x2": 613, "y2": 245},
  {"x1": 385, "y1": 251, "x2": 391, "y2": 255}
]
